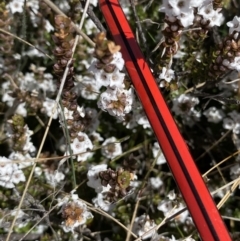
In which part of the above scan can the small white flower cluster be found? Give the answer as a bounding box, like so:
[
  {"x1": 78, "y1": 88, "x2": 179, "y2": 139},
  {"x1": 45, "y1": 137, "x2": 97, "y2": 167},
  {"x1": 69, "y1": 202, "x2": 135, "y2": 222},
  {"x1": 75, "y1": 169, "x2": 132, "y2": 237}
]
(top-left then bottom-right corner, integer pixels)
[
  {"x1": 159, "y1": 0, "x2": 223, "y2": 28},
  {"x1": 172, "y1": 94, "x2": 201, "y2": 126},
  {"x1": 0, "y1": 156, "x2": 26, "y2": 188},
  {"x1": 157, "y1": 192, "x2": 189, "y2": 224},
  {"x1": 87, "y1": 163, "x2": 136, "y2": 212},
  {"x1": 7, "y1": 124, "x2": 36, "y2": 155},
  {"x1": 0, "y1": 121, "x2": 37, "y2": 188},
  {"x1": 65, "y1": 132, "x2": 93, "y2": 162},
  {"x1": 223, "y1": 110, "x2": 240, "y2": 134},
  {"x1": 227, "y1": 16, "x2": 240, "y2": 35},
  {"x1": 149, "y1": 176, "x2": 163, "y2": 190},
  {"x1": 159, "y1": 67, "x2": 175, "y2": 87},
  {"x1": 2, "y1": 66, "x2": 57, "y2": 118},
  {"x1": 0, "y1": 208, "x2": 34, "y2": 232},
  {"x1": 98, "y1": 87, "x2": 133, "y2": 121},
  {"x1": 7, "y1": 0, "x2": 24, "y2": 14},
  {"x1": 57, "y1": 191, "x2": 93, "y2": 233},
  {"x1": 42, "y1": 98, "x2": 58, "y2": 119},
  {"x1": 121, "y1": 101, "x2": 151, "y2": 129},
  {"x1": 158, "y1": 201, "x2": 189, "y2": 223},
  {"x1": 133, "y1": 214, "x2": 157, "y2": 240},
  {"x1": 39, "y1": 168, "x2": 65, "y2": 187},
  {"x1": 88, "y1": 50, "x2": 134, "y2": 121},
  {"x1": 222, "y1": 17, "x2": 240, "y2": 73},
  {"x1": 87, "y1": 164, "x2": 113, "y2": 211},
  {"x1": 101, "y1": 136, "x2": 122, "y2": 159},
  {"x1": 203, "y1": 106, "x2": 225, "y2": 123}
]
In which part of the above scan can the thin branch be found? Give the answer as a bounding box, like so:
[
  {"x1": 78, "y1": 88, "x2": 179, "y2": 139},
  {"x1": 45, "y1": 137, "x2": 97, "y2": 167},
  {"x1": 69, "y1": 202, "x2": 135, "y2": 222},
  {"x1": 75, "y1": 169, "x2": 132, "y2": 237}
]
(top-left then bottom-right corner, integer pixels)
[
  {"x1": 129, "y1": 0, "x2": 149, "y2": 54},
  {"x1": 80, "y1": 0, "x2": 106, "y2": 32},
  {"x1": 125, "y1": 199, "x2": 140, "y2": 241}
]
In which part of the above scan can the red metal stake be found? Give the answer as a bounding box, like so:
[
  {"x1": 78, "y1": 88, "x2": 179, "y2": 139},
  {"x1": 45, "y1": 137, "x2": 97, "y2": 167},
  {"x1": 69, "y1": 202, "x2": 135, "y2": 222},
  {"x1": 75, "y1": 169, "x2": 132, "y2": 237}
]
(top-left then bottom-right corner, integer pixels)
[{"x1": 99, "y1": 0, "x2": 232, "y2": 240}]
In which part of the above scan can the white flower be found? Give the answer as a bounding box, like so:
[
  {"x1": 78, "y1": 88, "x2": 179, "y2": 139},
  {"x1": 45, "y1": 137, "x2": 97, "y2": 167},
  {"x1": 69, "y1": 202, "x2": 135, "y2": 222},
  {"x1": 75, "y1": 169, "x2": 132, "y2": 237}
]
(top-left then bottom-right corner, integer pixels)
[
  {"x1": 209, "y1": 10, "x2": 224, "y2": 27},
  {"x1": 77, "y1": 106, "x2": 85, "y2": 117},
  {"x1": 152, "y1": 142, "x2": 166, "y2": 165},
  {"x1": 7, "y1": 0, "x2": 24, "y2": 14},
  {"x1": 157, "y1": 200, "x2": 188, "y2": 223},
  {"x1": 136, "y1": 113, "x2": 151, "y2": 129},
  {"x1": 101, "y1": 137, "x2": 122, "y2": 159},
  {"x1": 0, "y1": 156, "x2": 16, "y2": 176},
  {"x1": 227, "y1": 16, "x2": 240, "y2": 34},
  {"x1": 92, "y1": 193, "x2": 114, "y2": 212},
  {"x1": 87, "y1": 164, "x2": 109, "y2": 193},
  {"x1": 223, "y1": 117, "x2": 235, "y2": 130},
  {"x1": 11, "y1": 170, "x2": 26, "y2": 184},
  {"x1": 177, "y1": 12, "x2": 195, "y2": 28},
  {"x1": 40, "y1": 74, "x2": 56, "y2": 94},
  {"x1": 98, "y1": 87, "x2": 133, "y2": 120},
  {"x1": 203, "y1": 106, "x2": 225, "y2": 123},
  {"x1": 94, "y1": 68, "x2": 125, "y2": 88},
  {"x1": 172, "y1": 94, "x2": 201, "y2": 126},
  {"x1": 23, "y1": 48, "x2": 45, "y2": 58},
  {"x1": 184, "y1": 237, "x2": 196, "y2": 241},
  {"x1": 189, "y1": 0, "x2": 205, "y2": 8},
  {"x1": 90, "y1": 0, "x2": 98, "y2": 7},
  {"x1": 149, "y1": 177, "x2": 163, "y2": 189},
  {"x1": 167, "y1": 190, "x2": 177, "y2": 200},
  {"x1": 63, "y1": 107, "x2": 74, "y2": 120},
  {"x1": 43, "y1": 98, "x2": 58, "y2": 119},
  {"x1": 159, "y1": 0, "x2": 195, "y2": 27},
  {"x1": 2, "y1": 90, "x2": 15, "y2": 107},
  {"x1": 45, "y1": 20, "x2": 54, "y2": 32},
  {"x1": 44, "y1": 170, "x2": 65, "y2": 187},
  {"x1": 169, "y1": 235, "x2": 178, "y2": 241},
  {"x1": 223, "y1": 111, "x2": 240, "y2": 134},
  {"x1": 90, "y1": 131, "x2": 104, "y2": 143},
  {"x1": 229, "y1": 56, "x2": 240, "y2": 72},
  {"x1": 79, "y1": 76, "x2": 101, "y2": 100},
  {"x1": 111, "y1": 52, "x2": 125, "y2": 71},
  {"x1": 15, "y1": 103, "x2": 27, "y2": 117},
  {"x1": 198, "y1": 3, "x2": 224, "y2": 27},
  {"x1": 108, "y1": 69, "x2": 125, "y2": 89},
  {"x1": 159, "y1": 67, "x2": 175, "y2": 86},
  {"x1": 94, "y1": 69, "x2": 110, "y2": 87},
  {"x1": 34, "y1": 166, "x2": 42, "y2": 176},
  {"x1": 172, "y1": 94, "x2": 199, "y2": 116},
  {"x1": 0, "y1": 156, "x2": 26, "y2": 189},
  {"x1": 85, "y1": 18, "x2": 98, "y2": 35},
  {"x1": 67, "y1": 132, "x2": 93, "y2": 162},
  {"x1": 18, "y1": 72, "x2": 36, "y2": 91},
  {"x1": 23, "y1": 126, "x2": 36, "y2": 154},
  {"x1": 9, "y1": 152, "x2": 33, "y2": 169},
  {"x1": 57, "y1": 191, "x2": 93, "y2": 232},
  {"x1": 133, "y1": 214, "x2": 157, "y2": 240},
  {"x1": 160, "y1": 0, "x2": 188, "y2": 17}
]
